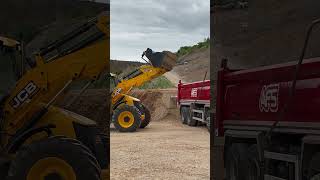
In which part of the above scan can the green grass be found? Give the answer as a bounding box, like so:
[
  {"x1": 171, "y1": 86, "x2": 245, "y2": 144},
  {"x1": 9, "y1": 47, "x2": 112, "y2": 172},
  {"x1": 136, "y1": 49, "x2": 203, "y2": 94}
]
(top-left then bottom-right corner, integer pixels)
[
  {"x1": 176, "y1": 38, "x2": 209, "y2": 57},
  {"x1": 138, "y1": 76, "x2": 174, "y2": 89}
]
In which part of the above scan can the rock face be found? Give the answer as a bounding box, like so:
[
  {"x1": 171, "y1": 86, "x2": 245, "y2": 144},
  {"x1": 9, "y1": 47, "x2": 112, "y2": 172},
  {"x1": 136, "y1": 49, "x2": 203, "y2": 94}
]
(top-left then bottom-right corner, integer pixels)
[
  {"x1": 211, "y1": 0, "x2": 320, "y2": 104},
  {"x1": 174, "y1": 48, "x2": 210, "y2": 83},
  {"x1": 212, "y1": 0, "x2": 320, "y2": 71},
  {"x1": 249, "y1": 0, "x2": 320, "y2": 66}
]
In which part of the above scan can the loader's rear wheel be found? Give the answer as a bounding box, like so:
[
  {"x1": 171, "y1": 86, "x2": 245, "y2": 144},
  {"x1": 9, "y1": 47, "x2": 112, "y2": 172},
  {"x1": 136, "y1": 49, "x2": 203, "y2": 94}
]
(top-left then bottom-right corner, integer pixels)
[
  {"x1": 140, "y1": 104, "x2": 151, "y2": 128},
  {"x1": 113, "y1": 105, "x2": 141, "y2": 132},
  {"x1": 7, "y1": 136, "x2": 101, "y2": 180}
]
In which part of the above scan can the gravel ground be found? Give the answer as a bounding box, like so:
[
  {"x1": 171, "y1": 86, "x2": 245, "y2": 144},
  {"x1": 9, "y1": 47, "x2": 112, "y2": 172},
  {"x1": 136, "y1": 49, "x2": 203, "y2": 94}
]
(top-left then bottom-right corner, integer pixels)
[{"x1": 110, "y1": 111, "x2": 210, "y2": 180}]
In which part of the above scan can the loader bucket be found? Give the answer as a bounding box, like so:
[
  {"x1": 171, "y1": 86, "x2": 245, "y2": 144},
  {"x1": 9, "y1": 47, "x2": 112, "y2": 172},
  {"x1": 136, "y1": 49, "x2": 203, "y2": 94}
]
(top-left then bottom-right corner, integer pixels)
[{"x1": 144, "y1": 48, "x2": 177, "y2": 71}]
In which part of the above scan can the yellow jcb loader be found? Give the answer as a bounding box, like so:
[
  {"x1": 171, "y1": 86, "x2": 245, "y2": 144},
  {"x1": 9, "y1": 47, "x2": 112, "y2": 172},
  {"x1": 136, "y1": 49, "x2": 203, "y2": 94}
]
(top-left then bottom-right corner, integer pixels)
[
  {"x1": 0, "y1": 12, "x2": 109, "y2": 180},
  {"x1": 110, "y1": 48, "x2": 177, "y2": 132}
]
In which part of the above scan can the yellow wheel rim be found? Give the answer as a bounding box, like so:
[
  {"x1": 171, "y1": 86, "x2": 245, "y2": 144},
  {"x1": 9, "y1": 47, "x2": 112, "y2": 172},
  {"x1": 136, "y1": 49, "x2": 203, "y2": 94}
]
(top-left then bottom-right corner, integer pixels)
[
  {"x1": 27, "y1": 157, "x2": 76, "y2": 180},
  {"x1": 118, "y1": 111, "x2": 135, "y2": 128}
]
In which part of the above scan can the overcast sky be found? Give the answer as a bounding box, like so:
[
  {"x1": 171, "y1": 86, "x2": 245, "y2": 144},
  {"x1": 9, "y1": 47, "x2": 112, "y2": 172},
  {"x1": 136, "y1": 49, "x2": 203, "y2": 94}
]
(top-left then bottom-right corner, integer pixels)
[{"x1": 110, "y1": 0, "x2": 209, "y2": 61}]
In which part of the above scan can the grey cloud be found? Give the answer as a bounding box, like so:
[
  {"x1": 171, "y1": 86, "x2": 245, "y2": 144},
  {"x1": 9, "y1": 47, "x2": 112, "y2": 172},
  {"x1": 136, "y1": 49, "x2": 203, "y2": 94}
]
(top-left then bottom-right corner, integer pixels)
[{"x1": 111, "y1": 0, "x2": 209, "y2": 61}]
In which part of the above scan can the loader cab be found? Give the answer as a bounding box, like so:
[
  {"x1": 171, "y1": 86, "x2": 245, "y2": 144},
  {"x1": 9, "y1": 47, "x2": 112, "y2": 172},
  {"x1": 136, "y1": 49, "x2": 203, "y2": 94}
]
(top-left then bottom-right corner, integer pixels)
[{"x1": 0, "y1": 37, "x2": 22, "y2": 103}]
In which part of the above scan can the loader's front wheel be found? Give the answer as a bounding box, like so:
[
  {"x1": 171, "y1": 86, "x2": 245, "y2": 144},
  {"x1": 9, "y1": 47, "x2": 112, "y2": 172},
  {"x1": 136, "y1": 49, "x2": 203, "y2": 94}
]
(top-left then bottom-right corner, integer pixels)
[
  {"x1": 140, "y1": 104, "x2": 151, "y2": 128},
  {"x1": 7, "y1": 136, "x2": 101, "y2": 180},
  {"x1": 113, "y1": 105, "x2": 141, "y2": 132}
]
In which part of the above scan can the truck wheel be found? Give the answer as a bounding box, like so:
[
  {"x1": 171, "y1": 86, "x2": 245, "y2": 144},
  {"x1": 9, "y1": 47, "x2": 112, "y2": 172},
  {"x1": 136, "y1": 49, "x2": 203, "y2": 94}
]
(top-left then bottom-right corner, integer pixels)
[
  {"x1": 7, "y1": 136, "x2": 101, "y2": 180},
  {"x1": 140, "y1": 104, "x2": 151, "y2": 128},
  {"x1": 244, "y1": 145, "x2": 261, "y2": 180},
  {"x1": 113, "y1": 105, "x2": 141, "y2": 132},
  {"x1": 308, "y1": 152, "x2": 320, "y2": 180},
  {"x1": 180, "y1": 106, "x2": 188, "y2": 124},
  {"x1": 187, "y1": 107, "x2": 197, "y2": 126},
  {"x1": 225, "y1": 143, "x2": 247, "y2": 180}
]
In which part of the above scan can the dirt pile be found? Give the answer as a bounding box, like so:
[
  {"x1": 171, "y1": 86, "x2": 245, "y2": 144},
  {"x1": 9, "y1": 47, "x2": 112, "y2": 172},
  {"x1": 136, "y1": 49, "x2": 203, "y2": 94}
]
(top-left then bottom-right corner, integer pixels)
[
  {"x1": 56, "y1": 89, "x2": 110, "y2": 131},
  {"x1": 56, "y1": 88, "x2": 177, "y2": 128},
  {"x1": 131, "y1": 89, "x2": 177, "y2": 122}
]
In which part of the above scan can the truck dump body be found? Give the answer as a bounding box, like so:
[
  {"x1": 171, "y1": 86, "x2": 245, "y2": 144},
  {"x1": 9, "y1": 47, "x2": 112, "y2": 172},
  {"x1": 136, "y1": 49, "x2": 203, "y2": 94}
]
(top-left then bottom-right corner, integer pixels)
[
  {"x1": 216, "y1": 57, "x2": 320, "y2": 136},
  {"x1": 217, "y1": 20, "x2": 320, "y2": 180},
  {"x1": 177, "y1": 80, "x2": 210, "y2": 105}
]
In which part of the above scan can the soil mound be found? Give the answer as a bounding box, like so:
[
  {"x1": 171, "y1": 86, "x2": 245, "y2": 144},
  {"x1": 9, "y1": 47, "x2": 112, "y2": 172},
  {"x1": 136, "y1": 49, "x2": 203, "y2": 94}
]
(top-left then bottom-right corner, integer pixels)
[
  {"x1": 56, "y1": 89, "x2": 109, "y2": 131},
  {"x1": 56, "y1": 88, "x2": 177, "y2": 129}
]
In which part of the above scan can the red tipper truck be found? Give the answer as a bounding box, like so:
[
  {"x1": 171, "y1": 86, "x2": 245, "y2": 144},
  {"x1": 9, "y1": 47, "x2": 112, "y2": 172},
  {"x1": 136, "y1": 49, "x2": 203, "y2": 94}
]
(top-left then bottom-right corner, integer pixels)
[
  {"x1": 216, "y1": 19, "x2": 320, "y2": 180},
  {"x1": 177, "y1": 80, "x2": 211, "y2": 130},
  {"x1": 217, "y1": 57, "x2": 320, "y2": 180}
]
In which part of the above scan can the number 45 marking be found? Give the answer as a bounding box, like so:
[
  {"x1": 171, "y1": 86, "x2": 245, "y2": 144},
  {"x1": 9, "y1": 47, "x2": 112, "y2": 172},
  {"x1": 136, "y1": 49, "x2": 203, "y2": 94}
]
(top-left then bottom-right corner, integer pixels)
[{"x1": 259, "y1": 83, "x2": 280, "y2": 112}]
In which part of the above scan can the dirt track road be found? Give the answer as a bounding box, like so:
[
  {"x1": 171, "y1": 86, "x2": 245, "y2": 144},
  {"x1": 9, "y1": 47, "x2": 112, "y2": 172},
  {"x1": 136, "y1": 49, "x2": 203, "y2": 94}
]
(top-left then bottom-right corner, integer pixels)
[{"x1": 110, "y1": 110, "x2": 210, "y2": 180}]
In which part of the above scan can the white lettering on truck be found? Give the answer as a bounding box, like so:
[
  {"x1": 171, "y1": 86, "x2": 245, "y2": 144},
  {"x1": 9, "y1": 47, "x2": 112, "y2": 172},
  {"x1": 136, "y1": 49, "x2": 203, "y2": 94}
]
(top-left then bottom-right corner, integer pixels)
[
  {"x1": 259, "y1": 83, "x2": 279, "y2": 112},
  {"x1": 191, "y1": 88, "x2": 198, "y2": 97}
]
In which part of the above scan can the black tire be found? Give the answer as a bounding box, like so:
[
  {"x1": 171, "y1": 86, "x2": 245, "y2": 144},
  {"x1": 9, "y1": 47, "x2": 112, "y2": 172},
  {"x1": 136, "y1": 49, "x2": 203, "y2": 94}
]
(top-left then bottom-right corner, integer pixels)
[
  {"x1": 7, "y1": 136, "x2": 101, "y2": 180},
  {"x1": 186, "y1": 107, "x2": 197, "y2": 126},
  {"x1": 112, "y1": 105, "x2": 141, "y2": 132},
  {"x1": 225, "y1": 143, "x2": 248, "y2": 180},
  {"x1": 140, "y1": 104, "x2": 151, "y2": 128},
  {"x1": 243, "y1": 145, "x2": 261, "y2": 180},
  {"x1": 180, "y1": 106, "x2": 188, "y2": 124},
  {"x1": 308, "y1": 152, "x2": 320, "y2": 180}
]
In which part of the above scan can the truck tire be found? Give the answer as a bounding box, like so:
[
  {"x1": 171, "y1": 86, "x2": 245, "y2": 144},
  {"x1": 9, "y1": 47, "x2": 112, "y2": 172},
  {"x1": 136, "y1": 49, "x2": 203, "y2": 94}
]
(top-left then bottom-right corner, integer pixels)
[
  {"x1": 113, "y1": 105, "x2": 141, "y2": 132},
  {"x1": 308, "y1": 152, "x2": 320, "y2": 180},
  {"x1": 7, "y1": 136, "x2": 101, "y2": 180},
  {"x1": 243, "y1": 145, "x2": 261, "y2": 180},
  {"x1": 187, "y1": 107, "x2": 197, "y2": 126},
  {"x1": 180, "y1": 106, "x2": 188, "y2": 124},
  {"x1": 140, "y1": 104, "x2": 151, "y2": 128},
  {"x1": 225, "y1": 143, "x2": 248, "y2": 180}
]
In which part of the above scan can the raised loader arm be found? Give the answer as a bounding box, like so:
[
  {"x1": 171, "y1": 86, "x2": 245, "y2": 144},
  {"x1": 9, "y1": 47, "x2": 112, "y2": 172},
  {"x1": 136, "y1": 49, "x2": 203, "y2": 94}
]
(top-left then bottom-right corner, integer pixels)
[{"x1": 111, "y1": 49, "x2": 177, "y2": 105}]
